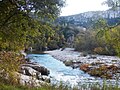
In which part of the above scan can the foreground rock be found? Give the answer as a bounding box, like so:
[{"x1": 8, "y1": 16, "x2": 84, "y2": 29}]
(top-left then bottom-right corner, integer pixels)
[
  {"x1": 45, "y1": 48, "x2": 120, "y2": 79},
  {"x1": 21, "y1": 62, "x2": 50, "y2": 75},
  {"x1": 16, "y1": 72, "x2": 47, "y2": 87},
  {"x1": 18, "y1": 62, "x2": 50, "y2": 86}
]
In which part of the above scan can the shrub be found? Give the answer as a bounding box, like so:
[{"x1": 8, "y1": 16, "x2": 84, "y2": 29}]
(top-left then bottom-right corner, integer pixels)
[
  {"x1": 0, "y1": 51, "x2": 25, "y2": 85},
  {"x1": 93, "y1": 47, "x2": 105, "y2": 54}
]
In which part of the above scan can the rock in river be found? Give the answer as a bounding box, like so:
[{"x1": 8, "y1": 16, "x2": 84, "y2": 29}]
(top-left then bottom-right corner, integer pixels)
[
  {"x1": 21, "y1": 63, "x2": 50, "y2": 76},
  {"x1": 18, "y1": 62, "x2": 50, "y2": 86}
]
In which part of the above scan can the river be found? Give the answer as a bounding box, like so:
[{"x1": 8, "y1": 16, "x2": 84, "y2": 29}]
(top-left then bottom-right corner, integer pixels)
[{"x1": 27, "y1": 53, "x2": 119, "y2": 87}]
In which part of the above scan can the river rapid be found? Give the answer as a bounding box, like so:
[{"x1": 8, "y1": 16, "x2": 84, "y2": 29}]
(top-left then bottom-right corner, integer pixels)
[{"x1": 27, "y1": 53, "x2": 120, "y2": 87}]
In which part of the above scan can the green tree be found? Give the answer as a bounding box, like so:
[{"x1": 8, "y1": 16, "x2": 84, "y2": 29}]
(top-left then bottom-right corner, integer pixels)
[
  {"x1": 0, "y1": 0, "x2": 65, "y2": 86},
  {"x1": 0, "y1": 0, "x2": 65, "y2": 51},
  {"x1": 94, "y1": 18, "x2": 120, "y2": 56},
  {"x1": 100, "y1": 0, "x2": 120, "y2": 56},
  {"x1": 74, "y1": 30, "x2": 99, "y2": 52},
  {"x1": 105, "y1": 27, "x2": 120, "y2": 56},
  {"x1": 103, "y1": 0, "x2": 120, "y2": 9}
]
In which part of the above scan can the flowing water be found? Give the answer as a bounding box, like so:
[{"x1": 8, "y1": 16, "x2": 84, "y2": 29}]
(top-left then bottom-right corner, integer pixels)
[{"x1": 27, "y1": 54, "x2": 118, "y2": 87}]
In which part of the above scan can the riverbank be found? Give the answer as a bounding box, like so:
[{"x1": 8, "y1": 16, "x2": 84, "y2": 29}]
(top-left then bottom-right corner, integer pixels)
[
  {"x1": 1, "y1": 51, "x2": 120, "y2": 90},
  {"x1": 45, "y1": 48, "x2": 120, "y2": 79}
]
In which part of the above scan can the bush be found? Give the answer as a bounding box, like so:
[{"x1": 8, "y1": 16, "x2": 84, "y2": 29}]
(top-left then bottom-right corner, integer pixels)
[
  {"x1": 74, "y1": 30, "x2": 98, "y2": 52},
  {"x1": 0, "y1": 51, "x2": 25, "y2": 85},
  {"x1": 93, "y1": 47, "x2": 105, "y2": 54}
]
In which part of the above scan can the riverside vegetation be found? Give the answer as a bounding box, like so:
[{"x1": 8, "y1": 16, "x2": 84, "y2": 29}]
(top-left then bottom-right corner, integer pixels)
[{"x1": 0, "y1": 0, "x2": 120, "y2": 90}]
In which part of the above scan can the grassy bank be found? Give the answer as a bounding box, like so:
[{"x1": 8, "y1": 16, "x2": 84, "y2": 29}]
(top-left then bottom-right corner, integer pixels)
[
  {"x1": 0, "y1": 83, "x2": 72, "y2": 90},
  {"x1": 0, "y1": 82, "x2": 120, "y2": 90}
]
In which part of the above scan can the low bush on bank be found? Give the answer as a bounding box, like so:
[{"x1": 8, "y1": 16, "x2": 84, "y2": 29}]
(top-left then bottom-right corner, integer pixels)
[{"x1": 0, "y1": 51, "x2": 25, "y2": 85}]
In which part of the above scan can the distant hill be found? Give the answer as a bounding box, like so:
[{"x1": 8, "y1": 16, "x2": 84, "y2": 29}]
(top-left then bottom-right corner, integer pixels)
[{"x1": 56, "y1": 9, "x2": 120, "y2": 28}]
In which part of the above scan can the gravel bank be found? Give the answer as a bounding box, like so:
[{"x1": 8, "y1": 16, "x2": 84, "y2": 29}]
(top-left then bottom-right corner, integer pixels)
[{"x1": 45, "y1": 48, "x2": 120, "y2": 79}]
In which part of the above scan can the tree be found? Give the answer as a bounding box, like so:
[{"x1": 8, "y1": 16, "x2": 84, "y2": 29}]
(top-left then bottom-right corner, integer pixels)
[
  {"x1": 74, "y1": 30, "x2": 99, "y2": 52},
  {"x1": 103, "y1": 0, "x2": 120, "y2": 9},
  {"x1": 105, "y1": 26, "x2": 120, "y2": 56},
  {"x1": 0, "y1": 0, "x2": 65, "y2": 51},
  {"x1": 103, "y1": 0, "x2": 120, "y2": 26},
  {"x1": 94, "y1": 18, "x2": 120, "y2": 56},
  {"x1": 101, "y1": 0, "x2": 120, "y2": 56},
  {"x1": 0, "y1": 0, "x2": 65, "y2": 85}
]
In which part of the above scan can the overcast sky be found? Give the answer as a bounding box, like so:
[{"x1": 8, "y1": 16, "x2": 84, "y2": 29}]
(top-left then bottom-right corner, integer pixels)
[{"x1": 60, "y1": 0, "x2": 109, "y2": 16}]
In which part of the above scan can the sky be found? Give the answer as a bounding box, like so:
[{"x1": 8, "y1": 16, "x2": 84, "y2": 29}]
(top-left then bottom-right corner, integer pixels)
[{"x1": 60, "y1": 0, "x2": 110, "y2": 16}]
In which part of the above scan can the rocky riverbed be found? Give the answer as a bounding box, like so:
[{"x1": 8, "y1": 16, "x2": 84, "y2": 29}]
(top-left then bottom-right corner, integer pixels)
[
  {"x1": 17, "y1": 61, "x2": 50, "y2": 86},
  {"x1": 45, "y1": 48, "x2": 120, "y2": 79}
]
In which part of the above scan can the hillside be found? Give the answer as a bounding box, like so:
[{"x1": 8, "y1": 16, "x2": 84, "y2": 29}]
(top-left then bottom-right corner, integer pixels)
[{"x1": 57, "y1": 9, "x2": 120, "y2": 28}]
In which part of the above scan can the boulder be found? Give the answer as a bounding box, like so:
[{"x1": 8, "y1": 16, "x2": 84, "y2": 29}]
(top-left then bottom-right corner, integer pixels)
[
  {"x1": 41, "y1": 75, "x2": 50, "y2": 83},
  {"x1": 15, "y1": 72, "x2": 48, "y2": 87},
  {"x1": 80, "y1": 64, "x2": 90, "y2": 72},
  {"x1": 32, "y1": 65, "x2": 50, "y2": 75},
  {"x1": 20, "y1": 66, "x2": 39, "y2": 76},
  {"x1": 36, "y1": 74, "x2": 50, "y2": 83},
  {"x1": 21, "y1": 63, "x2": 50, "y2": 76},
  {"x1": 19, "y1": 62, "x2": 51, "y2": 85},
  {"x1": 64, "y1": 60, "x2": 73, "y2": 66}
]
